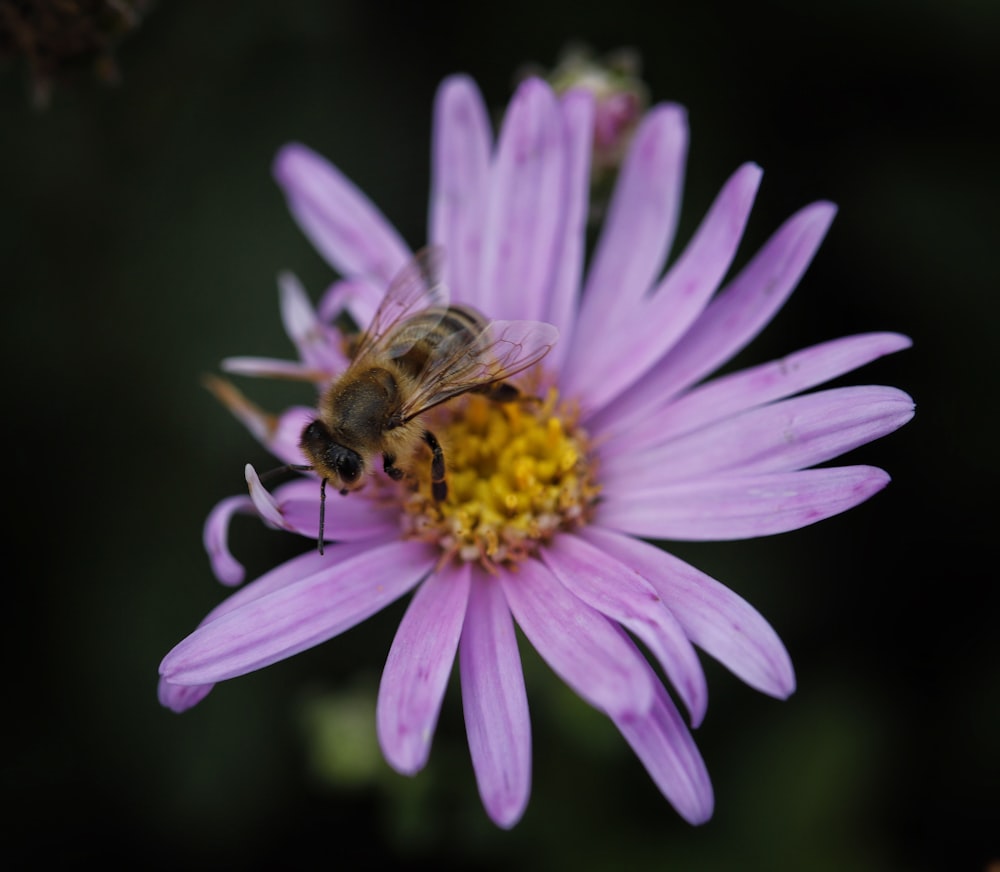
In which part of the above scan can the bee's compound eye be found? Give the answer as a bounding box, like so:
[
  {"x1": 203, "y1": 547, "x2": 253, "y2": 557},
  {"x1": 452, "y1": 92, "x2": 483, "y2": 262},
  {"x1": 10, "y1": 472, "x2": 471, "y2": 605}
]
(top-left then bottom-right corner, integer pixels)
[{"x1": 336, "y1": 453, "x2": 362, "y2": 484}]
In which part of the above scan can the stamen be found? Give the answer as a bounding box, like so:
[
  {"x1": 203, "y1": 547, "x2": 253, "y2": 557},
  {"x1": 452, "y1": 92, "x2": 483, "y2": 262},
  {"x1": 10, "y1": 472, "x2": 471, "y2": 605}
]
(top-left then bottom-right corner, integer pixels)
[{"x1": 400, "y1": 388, "x2": 600, "y2": 571}]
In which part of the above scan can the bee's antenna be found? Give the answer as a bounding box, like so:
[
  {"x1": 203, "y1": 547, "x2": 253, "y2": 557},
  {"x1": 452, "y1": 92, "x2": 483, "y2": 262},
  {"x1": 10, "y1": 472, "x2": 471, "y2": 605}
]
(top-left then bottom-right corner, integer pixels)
[{"x1": 318, "y1": 478, "x2": 328, "y2": 555}]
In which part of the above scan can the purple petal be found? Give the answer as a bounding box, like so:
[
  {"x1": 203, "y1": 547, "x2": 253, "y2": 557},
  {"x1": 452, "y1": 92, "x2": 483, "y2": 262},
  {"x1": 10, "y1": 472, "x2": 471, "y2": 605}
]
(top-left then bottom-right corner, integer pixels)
[
  {"x1": 429, "y1": 75, "x2": 492, "y2": 305},
  {"x1": 317, "y1": 276, "x2": 385, "y2": 332},
  {"x1": 582, "y1": 527, "x2": 795, "y2": 698},
  {"x1": 277, "y1": 271, "x2": 347, "y2": 372},
  {"x1": 568, "y1": 163, "x2": 763, "y2": 413},
  {"x1": 612, "y1": 643, "x2": 714, "y2": 824},
  {"x1": 499, "y1": 558, "x2": 654, "y2": 719},
  {"x1": 608, "y1": 332, "x2": 913, "y2": 453},
  {"x1": 541, "y1": 533, "x2": 708, "y2": 727},
  {"x1": 266, "y1": 406, "x2": 317, "y2": 467},
  {"x1": 203, "y1": 495, "x2": 255, "y2": 586},
  {"x1": 540, "y1": 88, "x2": 594, "y2": 371},
  {"x1": 603, "y1": 385, "x2": 915, "y2": 487},
  {"x1": 460, "y1": 568, "x2": 532, "y2": 829},
  {"x1": 273, "y1": 142, "x2": 412, "y2": 285},
  {"x1": 199, "y1": 543, "x2": 376, "y2": 624},
  {"x1": 159, "y1": 540, "x2": 435, "y2": 686},
  {"x1": 158, "y1": 677, "x2": 214, "y2": 713},
  {"x1": 206, "y1": 375, "x2": 314, "y2": 467},
  {"x1": 571, "y1": 104, "x2": 689, "y2": 354},
  {"x1": 592, "y1": 201, "x2": 837, "y2": 435},
  {"x1": 377, "y1": 562, "x2": 471, "y2": 775},
  {"x1": 246, "y1": 463, "x2": 286, "y2": 529},
  {"x1": 269, "y1": 477, "x2": 399, "y2": 543},
  {"x1": 221, "y1": 356, "x2": 331, "y2": 382},
  {"x1": 161, "y1": 545, "x2": 379, "y2": 712},
  {"x1": 244, "y1": 468, "x2": 399, "y2": 544},
  {"x1": 597, "y1": 465, "x2": 891, "y2": 541},
  {"x1": 476, "y1": 77, "x2": 566, "y2": 321}
]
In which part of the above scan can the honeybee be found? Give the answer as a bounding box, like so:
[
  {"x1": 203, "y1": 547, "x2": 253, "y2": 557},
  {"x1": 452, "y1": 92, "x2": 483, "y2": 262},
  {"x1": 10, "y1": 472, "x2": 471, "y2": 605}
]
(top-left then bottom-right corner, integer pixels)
[{"x1": 297, "y1": 247, "x2": 558, "y2": 551}]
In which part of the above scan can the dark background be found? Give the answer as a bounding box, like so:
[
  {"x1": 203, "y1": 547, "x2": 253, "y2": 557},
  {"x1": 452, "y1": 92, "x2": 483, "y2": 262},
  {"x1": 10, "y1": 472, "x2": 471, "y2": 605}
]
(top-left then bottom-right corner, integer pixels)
[{"x1": 3, "y1": 1, "x2": 996, "y2": 869}]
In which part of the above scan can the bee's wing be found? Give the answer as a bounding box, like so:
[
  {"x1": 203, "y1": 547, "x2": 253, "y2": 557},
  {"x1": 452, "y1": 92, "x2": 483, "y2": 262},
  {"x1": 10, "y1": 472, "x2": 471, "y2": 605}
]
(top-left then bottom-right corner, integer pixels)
[
  {"x1": 399, "y1": 319, "x2": 559, "y2": 423},
  {"x1": 349, "y1": 246, "x2": 448, "y2": 364}
]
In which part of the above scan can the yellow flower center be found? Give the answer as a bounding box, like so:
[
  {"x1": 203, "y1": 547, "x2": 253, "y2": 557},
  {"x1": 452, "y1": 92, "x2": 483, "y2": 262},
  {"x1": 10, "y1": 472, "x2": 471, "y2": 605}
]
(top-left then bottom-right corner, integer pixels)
[{"x1": 399, "y1": 387, "x2": 600, "y2": 570}]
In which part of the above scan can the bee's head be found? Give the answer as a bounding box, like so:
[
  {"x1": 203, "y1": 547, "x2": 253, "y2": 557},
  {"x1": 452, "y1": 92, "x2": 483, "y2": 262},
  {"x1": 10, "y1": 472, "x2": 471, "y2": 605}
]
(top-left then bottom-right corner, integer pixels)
[{"x1": 299, "y1": 419, "x2": 364, "y2": 491}]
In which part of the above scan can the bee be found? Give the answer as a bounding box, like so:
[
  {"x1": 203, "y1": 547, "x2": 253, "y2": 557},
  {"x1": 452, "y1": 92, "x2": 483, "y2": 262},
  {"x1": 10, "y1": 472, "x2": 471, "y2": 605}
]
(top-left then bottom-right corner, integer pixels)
[{"x1": 297, "y1": 247, "x2": 559, "y2": 552}]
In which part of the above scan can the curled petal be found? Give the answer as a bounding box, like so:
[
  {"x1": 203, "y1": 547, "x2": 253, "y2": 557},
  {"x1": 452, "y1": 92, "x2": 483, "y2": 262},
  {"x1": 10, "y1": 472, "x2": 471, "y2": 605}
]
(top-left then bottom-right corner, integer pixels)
[
  {"x1": 499, "y1": 558, "x2": 654, "y2": 719},
  {"x1": 582, "y1": 526, "x2": 795, "y2": 698},
  {"x1": 541, "y1": 533, "x2": 707, "y2": 727},
  {"x1": 246, "y1": 463, "x2": 287, "y2": 529},
  {"x1": 243, "y1": 464, "x2": 401, "y2": 545},
  {"x1": 377, "y1": 563, "x2": 471, "y2": 775},
  {"x1": 597, "y1": 466, "x2": 891, "y2": 541},
  {"x1": 460, "y1": 568, "x2": 532, "y2": 829},
  {"x1": 203, "y1": 495, "x2": 255, "y2": 586},
  {"x1": 160, "y1": 540, "x2": 435, "y2": 686}
]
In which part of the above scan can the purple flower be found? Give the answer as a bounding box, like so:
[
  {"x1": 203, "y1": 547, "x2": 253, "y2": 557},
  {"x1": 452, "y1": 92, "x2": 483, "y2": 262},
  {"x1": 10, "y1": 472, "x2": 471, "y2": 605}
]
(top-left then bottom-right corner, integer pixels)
[{"x1": 159, "y1": 74, "x2": 913, "y2": 829}]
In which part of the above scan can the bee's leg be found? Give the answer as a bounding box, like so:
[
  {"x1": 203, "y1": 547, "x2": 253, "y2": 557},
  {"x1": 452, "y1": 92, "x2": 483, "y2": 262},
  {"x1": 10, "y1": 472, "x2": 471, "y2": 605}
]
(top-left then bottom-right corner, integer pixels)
[
  {"x1": 382, "y1": 453, "x2": 404, "y2": 481},
  {"x1": 422, "y1": 430, "x2": 448, "y2": 501}
]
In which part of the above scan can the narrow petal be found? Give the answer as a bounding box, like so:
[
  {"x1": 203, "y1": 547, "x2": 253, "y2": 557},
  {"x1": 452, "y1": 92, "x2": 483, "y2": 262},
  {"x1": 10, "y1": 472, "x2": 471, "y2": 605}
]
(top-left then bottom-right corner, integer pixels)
[
  {"x1": 246, "y1": 463, "x2": 286, "y2": 529},
  {"x1": 429, "y1": 74, "x2": 492, "y2": 305},
  {"x1": 278, "y1": 271, "x2": 347, "y2": 372},
  {"x1": 597, "y1": 465, "x2": 891, "y2": 541},
  {"x1": 460, "y1": 568, "x2": 532, "y2": 829},
  {"x1": 582, "y1": 527, "x2": 795, "y2": 698},
  {"x1": 603, "y1": 385, "x2": 915, "y2": 487},
  {"x1": 541, "y1": 533, "x2": 707, "y2": 727},
  {"x1": 269, "y1": 478, "x2": 399, "y2": 543},
  {"x1": 160, "y1": 540, "x2": 435, "y2": 686},
  {"x1": 244, "y1": 468, "x2": 399, "y2": 544},
  {"x1": 221, "y1": 356, "x2": 330, "y2": 382},
  {"x1": 205, "y1": 374, "x2": 314, "y2": 467},
  {"x1": 317, "y1": 276, "x2": 385, "y2": 332},
  {"x1": 265, "y1": 406, "x2": 317, "y2": 467},
  {"x1": 378, "y1": 563, "x2": 471, "y2": 775},
  {"x1": 541, "y1": 88, "x2": 594, "y2": 370},
  {"x1": 608, "y1": 332, "x2": 913, "y2": 453},
  {"x1": 477, "y1": 78, "x2": 566, "y2": 321},
  {"x1": 273, "y1": 142, "x2": 412, "y2": 285},
  {"x1": 499, "y1": 559, "x2": 654, "y2": 719},
  {"x1": 612, "y1": 645, "x2": 714, "y2": 824},
  {"x1": 197, "y1": 543, "x2": 377, "y2": 626},
  {"x1": 568, "y1": 163, "x2": 763, "y2": 413},
  {"x1": 158, "y1": 678, "x2": 214, "y2": 713},
  {"x1": 592, "y1": 202, "x2": 837, "y2": 437},
  {"x1": 203, "y1": 495, "x2": 255, "y2": 586},
  {"x1": 571, "y1": 104, "x2": 689, "y2": 353},
  {"x1": 161, "y1": 544, "x2": 381, "y2": 712}
]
